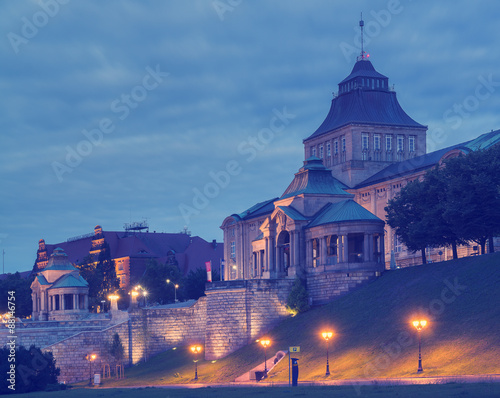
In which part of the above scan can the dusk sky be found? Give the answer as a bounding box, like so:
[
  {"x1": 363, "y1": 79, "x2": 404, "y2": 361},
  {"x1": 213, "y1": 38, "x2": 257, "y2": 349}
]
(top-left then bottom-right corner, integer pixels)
[{"x1": 1, "y1": 0, "x2": 500, "y2": 273}]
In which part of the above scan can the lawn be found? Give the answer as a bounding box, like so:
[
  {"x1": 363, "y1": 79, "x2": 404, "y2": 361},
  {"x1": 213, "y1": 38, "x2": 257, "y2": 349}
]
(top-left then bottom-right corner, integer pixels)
[
  {"x1": 20, "y1": 383, "x2": 500, "y2": 398},
  {"x1": 67, "y1": 253, "x2": 500, "y2": 391}
]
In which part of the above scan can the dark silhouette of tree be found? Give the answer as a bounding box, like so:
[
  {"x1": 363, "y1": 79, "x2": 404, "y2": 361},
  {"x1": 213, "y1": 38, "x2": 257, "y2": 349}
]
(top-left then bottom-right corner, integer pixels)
[
  {"x1": 139, "y1": 259, "x2": 183, "y2": 304},
  {"x1": 183, "y1": 267, "x2": 220, "y2": 300}
]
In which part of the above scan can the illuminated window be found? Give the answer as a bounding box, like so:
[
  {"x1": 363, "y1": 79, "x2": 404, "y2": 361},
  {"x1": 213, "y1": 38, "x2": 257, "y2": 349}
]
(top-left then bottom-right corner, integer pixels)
[{"x1": 312, "y1": 239, "x2": 319, "y2": 267}]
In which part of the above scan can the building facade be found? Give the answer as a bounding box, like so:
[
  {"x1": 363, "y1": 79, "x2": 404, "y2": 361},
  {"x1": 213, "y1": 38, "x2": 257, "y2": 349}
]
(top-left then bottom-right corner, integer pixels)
[
  {"x1": 34, "y1": 225, "x2": 223, "y2": 289},
  {"x1": 30, "y1": 248, "x2": 89, "y2": 321},
  {"x1": 224, "y1": 55, "x2": 500, "y2": 273}
]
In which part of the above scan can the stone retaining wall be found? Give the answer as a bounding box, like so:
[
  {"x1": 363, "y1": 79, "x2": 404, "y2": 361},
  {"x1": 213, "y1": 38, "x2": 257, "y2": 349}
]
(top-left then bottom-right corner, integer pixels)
[{"x1": 307, "y1": 270, "x2": 378, "y2": 304}]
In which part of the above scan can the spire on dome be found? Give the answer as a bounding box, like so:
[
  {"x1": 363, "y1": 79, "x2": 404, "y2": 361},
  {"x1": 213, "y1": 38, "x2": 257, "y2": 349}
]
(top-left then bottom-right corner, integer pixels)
[{"x1": 358, "y1": 13, "x2": 367, "y2": 61}]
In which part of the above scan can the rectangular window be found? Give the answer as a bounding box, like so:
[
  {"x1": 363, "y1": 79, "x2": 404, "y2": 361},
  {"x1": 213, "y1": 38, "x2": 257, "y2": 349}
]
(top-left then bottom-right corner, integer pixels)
[
  {"x1": 374, "y1": 134, "x2": 381, "y2": 150},
  {"x1": 341, "y1": 137, "x2": 346, "y2": 152},
  {"x1": 362, "y1": 133, "x2": 369, "y2": 151},
  {"x1": 230, "y1": 241, "x2": 236, "y2": 259},
  {"x1": 334, "y1": 140, "x2": 339, "y2": 154},
  {"x1": 386, "y1": 135, "x2": 392, "y2": 151},
  {"x1": 327, "y1": 142, "x2": 331, "y2": 157},
  {"x1": 312, "y1": 147, "x2": 316, "y2": 157},
  {"x1": 397, "y1": 135, "x2": 404, "y2": 152},
  {"x1": 319, "y1": 145, "x2": 324, "y2": 159},
  {"x1": 409, "y1": 136, "x2": 416, "y2": 152}
]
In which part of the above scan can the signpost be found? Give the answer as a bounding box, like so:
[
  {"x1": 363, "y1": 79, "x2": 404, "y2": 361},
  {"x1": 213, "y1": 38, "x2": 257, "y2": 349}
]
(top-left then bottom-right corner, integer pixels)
[{"x1": 288, "y1": 346, "x2": 300, "y2": 386}]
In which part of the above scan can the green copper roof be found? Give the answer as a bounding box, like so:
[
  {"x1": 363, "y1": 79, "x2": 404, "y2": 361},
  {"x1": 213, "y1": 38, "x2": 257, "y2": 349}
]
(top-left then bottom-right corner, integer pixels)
[
  {"x1": 281, "y1": 157, "x2": 352, "y2": 199},
  {"x1": 44, "y1": 247, "x2": 77, "y2": 271},
  {"x1": 307, "y1": 200, "x2": 383, "y2": 228},
  {"x1": 36, "y1": 274, "x2": 50, "y2": 285},
  {"x1": 50, "y1": 273, "x2": 88, "y2": 289},
  {"x1": 463, "y1": 129, "x2": 500, "y2": 151},
  {"x1": 277, "y1": 206, "x2": 309, "y2": 221}
]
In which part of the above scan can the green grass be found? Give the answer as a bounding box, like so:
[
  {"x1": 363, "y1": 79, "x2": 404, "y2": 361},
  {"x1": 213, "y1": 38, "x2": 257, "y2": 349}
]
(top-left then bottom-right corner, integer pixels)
[
  {"x1": 82, "y1": 253, "x2": 500, "y2": 387},
  {"x1": 20, "y1": 384, "x2": 500, "y2": 398}
]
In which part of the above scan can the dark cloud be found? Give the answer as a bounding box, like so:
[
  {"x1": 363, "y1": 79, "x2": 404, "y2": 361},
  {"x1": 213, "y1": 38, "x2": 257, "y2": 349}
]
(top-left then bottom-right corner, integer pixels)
[{"x1": 1, "y1": 0, "x2": 499, "y2": 272}]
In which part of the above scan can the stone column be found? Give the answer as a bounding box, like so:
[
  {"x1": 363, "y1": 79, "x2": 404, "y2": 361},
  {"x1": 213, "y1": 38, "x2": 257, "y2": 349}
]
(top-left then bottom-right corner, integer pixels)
[
  {"x1": 321, "y1": 236, "x2": 328, "y2": 267},
  {"x1": 380, "y1": 233, "x2": 386, "y2": 265},
  {"x1": 60, "y1": 294, "x2": 65, "y2": 310},
  {"x1": 364, "y1": 234, "x2": 370, "y2": 262},
  {"x1": 306, "y1": 240, "x2": 311, "y2": 267},
  {"x1": 337, "y1": 236, "x2": 343, "y2": 263},
  {"x1": 265, "y1": 237, "x2": 270, "y2": 272},
  {"x1": 84, "y1": 294, "x2": 88, "y2": 311},
  {"x1": 294, "y1": 230, "x2": 300, "y2": 267},
  {"x1": 343, "y1": 235, "x2": 349, "y2": 263}
]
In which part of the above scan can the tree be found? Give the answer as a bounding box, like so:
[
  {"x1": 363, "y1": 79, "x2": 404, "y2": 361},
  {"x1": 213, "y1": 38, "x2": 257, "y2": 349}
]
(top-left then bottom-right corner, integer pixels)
[
  {"x1": 76, "y1": 242, "x2": 120, "y2": 311},
  {"x1": 441, "y1": 145, "x2": 500, "y2": 254},
  {"x1": 286, "y1": 277, "x2": 310, "y2": 316},
  {"x1": 0, "y1": 272, "x2": 34, "y2": 318},
  {"x1": 386, "y1": 144, "x2": 500, "y2": 263},
  {"x1": 183, "y1": 267, "x2": 220, "y2": 300},
  {"x1": 138, "y1": 259, "x2": 183, "y2": 304},
  {"x1": 0, "y1": 346, "x2": 60, "y2": 394},
  {"x1": 109, "y1": 333, "x2": 125, "y2": 365}
]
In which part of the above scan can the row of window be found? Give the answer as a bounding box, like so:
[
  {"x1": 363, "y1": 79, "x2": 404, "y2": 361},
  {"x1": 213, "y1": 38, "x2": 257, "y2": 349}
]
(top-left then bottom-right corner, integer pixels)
[
  {"x1": 310, "y1": 136, "x2": 346, "y2": 159},
  {"x1": 362, "y1": 133, "x2": 416, "y2": 153}
]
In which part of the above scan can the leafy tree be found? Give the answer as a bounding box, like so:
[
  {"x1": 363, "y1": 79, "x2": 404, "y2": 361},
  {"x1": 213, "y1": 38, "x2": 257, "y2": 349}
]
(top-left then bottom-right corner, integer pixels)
[
  {"x1": 386, "y1": 144, "x2": 500, "y2": 263},
  {"x1": 109, "y1": 333, "x2": 125, "y2": 365},
  {"x1": 138, "y1": 259, "x2": 183, "y2": 304},
  {"x1": 286, "y1": 277, "x2": 310, "y2": 316},
  {"x1": 183, "y1": 266, "x2": 220, "y2": 300},
  {"x1": 76, "y1": 242, "x2": 120, "y2": 311},
  {"x1": 0, "y1": 272, "x2": 34, "y2": 318},
  {"x1": 0, "y1": 345, "x2": 60, "y2": 394},
  {"x1": 441, "y1": 145, "x2": 500, "y2": 254}
]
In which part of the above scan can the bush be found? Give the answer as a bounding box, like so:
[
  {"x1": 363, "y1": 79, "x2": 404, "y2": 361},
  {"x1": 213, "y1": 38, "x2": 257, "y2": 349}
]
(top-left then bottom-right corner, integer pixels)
[
  {"x1": 0, "y1": 345, "x2": 60, "y2": 394},
  {"x1": 286, "y1": 277, "x2": 310, "y2": 316}
]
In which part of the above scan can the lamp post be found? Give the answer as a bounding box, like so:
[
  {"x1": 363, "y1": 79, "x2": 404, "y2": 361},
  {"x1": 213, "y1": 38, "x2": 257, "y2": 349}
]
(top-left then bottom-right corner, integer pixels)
[
  {"x1": 86, "y1": 353, "x2": 96, "y2": 386},
  {"x1": 190, "y1": 345, "x2": 202, "y2": 380},
  {"x1": 412, "y1": 320, "x2": 427, "y2": 372},
  {"x1": 321, "y1": 331, "x2": 334, "y2": 376},
  {"x1": 101, "y1": 300, "x2": 106, "y2": 313},
  {"x1": 166, "y1": 279, "x2": 179, "y2": 303},
  {"x1": 260, "y1": 338, "x2": 271, "y2": 377}
]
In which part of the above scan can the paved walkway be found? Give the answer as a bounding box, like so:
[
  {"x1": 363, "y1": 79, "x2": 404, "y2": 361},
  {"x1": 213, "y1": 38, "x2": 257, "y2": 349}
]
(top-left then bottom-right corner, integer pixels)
[{"x1": 98, "y1": 374, "x2": 500, "y2": 389}]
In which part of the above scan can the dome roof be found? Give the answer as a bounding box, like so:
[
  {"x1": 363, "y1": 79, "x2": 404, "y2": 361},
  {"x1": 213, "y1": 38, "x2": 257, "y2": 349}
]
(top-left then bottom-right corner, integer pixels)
[{"x1": 43, "y1": 247, "x2": 77, "y2": 271}]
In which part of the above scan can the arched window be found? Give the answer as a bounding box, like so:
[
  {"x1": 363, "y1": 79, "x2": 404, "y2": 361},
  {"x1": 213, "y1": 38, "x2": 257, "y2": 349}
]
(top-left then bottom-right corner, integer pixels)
[{"x1": 312, "y1": 238, "x2": 319, "y2": 267}]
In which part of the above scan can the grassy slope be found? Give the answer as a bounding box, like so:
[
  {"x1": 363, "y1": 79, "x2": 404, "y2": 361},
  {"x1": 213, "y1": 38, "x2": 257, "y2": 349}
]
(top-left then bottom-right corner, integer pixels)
[{"x1": 100, "y1": 253, "x2": 500, "y2": 386}]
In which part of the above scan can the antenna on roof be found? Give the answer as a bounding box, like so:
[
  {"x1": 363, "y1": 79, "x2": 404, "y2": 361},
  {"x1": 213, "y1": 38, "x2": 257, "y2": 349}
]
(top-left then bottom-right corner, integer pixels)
[{"x1": 359, "y1": 13, "x2": 365, "y2": 60}]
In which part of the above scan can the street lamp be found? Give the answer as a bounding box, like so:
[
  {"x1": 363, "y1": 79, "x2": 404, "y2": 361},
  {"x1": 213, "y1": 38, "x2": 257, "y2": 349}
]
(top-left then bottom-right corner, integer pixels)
[
  {"x1": 100, "y1": 300, "x2": 106, "y2": 313},
  {"x1": 85, "y1": 353, "x2": 97, "y2": 386},
  {"x1": 190, "y1": 345, "x2": 202, "y2": 380},
  {"x1": 321, "y1": 331, "x2": 334, "y2": 376},
  {"x1": 412, "y1": 320, "x2": 427, "y2": 372},
  {"x1": 260, "y1": 338, "x2": 271, "y2": 376},
  {"x1": 166, "y1": 279, "x2": 179, "y2": 303}
]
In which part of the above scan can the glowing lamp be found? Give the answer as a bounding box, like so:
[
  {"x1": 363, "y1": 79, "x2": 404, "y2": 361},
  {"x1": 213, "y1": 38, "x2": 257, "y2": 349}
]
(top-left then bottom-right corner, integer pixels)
[
  {"x1": 321, "y1": 330, "x2": 334, "y2": 376},
  {"x1": 412, "y1": 319, "x2": 427, "y2": 372},
  {"x1": 190, "y1": 345, "x2": 203, "y2": 380}
]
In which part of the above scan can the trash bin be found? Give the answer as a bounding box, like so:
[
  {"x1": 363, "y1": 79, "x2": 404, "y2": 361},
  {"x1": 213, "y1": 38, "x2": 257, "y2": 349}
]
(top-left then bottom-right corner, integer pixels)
[
  {"x1": 93, "y1": 373, "x2": 100, "y2": 386},
  {"x1": 291, "y1": 358, "x2": 299, "y2": 386}
]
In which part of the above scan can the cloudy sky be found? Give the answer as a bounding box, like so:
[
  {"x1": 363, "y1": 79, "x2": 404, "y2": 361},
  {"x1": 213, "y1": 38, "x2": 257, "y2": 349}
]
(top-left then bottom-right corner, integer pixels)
[{"x1": 1, "y1": 0, "x2": 499, "y2": 273}]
